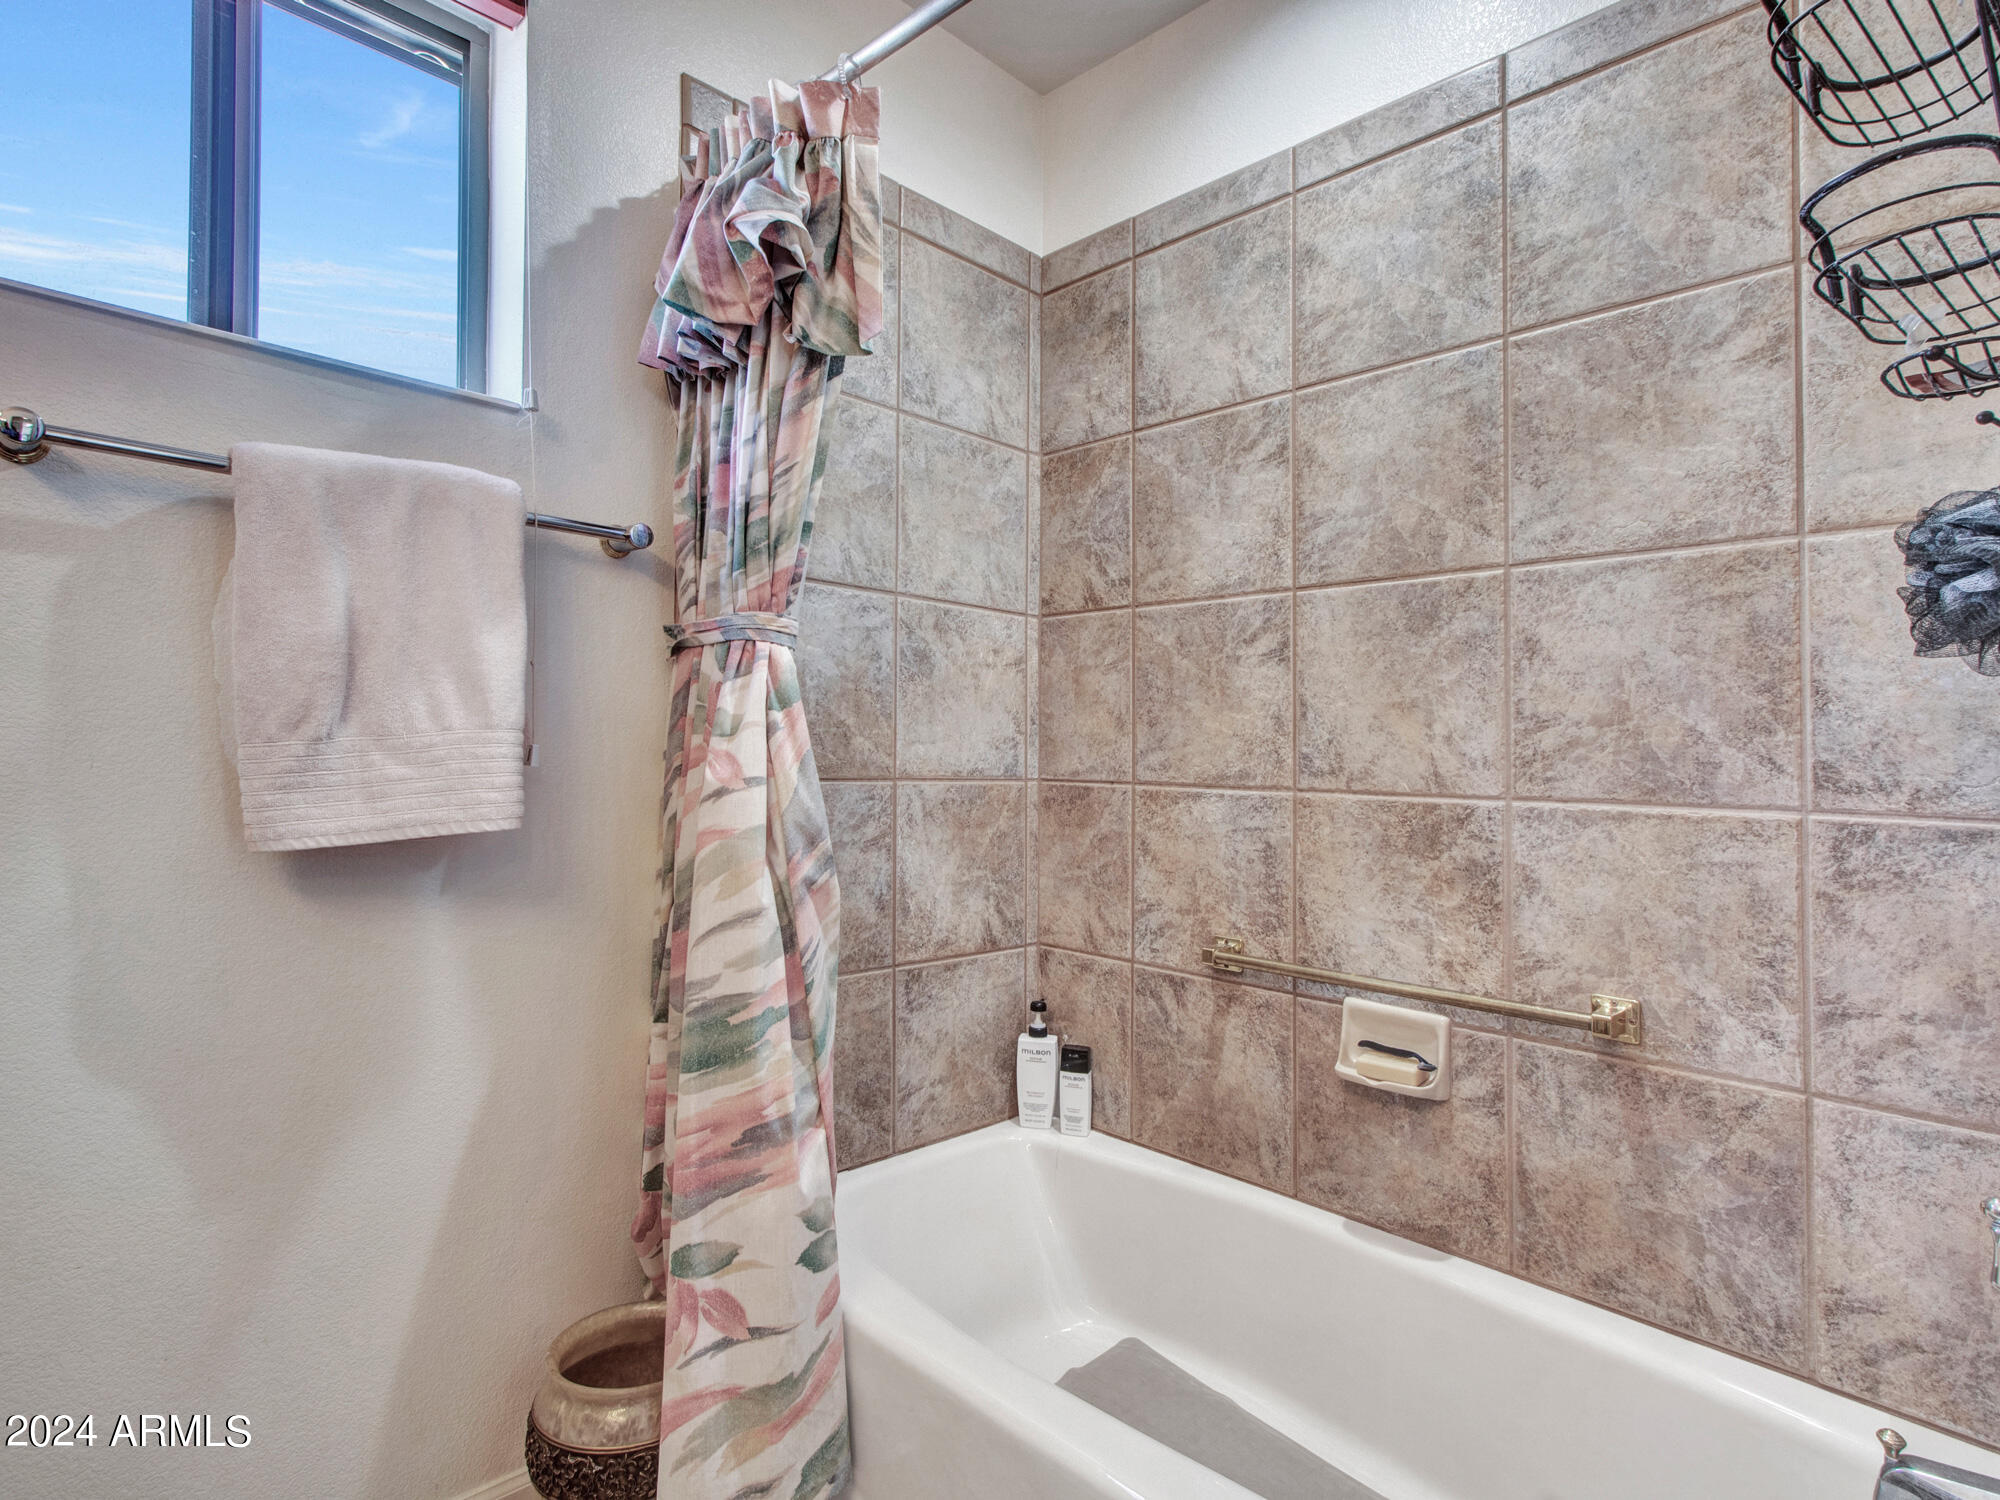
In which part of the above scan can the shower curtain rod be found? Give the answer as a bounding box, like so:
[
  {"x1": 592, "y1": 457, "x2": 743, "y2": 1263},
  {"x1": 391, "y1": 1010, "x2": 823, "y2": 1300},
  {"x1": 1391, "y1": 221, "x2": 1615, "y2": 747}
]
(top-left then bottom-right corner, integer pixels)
[
  {"x1": 820, "y1": 0, "x2": 977, "y2": 84},
  {"x1": 0, "y1": 406, "x2": 656, "y2": 557}
]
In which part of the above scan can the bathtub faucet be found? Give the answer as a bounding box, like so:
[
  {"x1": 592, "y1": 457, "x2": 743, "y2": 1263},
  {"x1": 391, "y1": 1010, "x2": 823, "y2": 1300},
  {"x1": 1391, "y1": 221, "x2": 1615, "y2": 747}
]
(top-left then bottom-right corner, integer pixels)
[
  {"x1": 1985, "y1": 1197, "x2": 2000, "y2": 1289},
  {"x1": 1876, "y1": 1428, "x2": 2000, "y2": 1499}
]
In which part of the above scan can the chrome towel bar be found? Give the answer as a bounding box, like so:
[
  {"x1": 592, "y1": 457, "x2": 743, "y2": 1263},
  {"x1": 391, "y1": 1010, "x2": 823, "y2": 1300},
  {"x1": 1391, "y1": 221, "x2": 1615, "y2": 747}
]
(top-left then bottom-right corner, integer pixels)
[
  {"x1": 1, "y1": 405, "x2": 655, "y2": 558},
  {"x1": 1200, "y1": 935, "x2": 1646, "y2": 1045}
]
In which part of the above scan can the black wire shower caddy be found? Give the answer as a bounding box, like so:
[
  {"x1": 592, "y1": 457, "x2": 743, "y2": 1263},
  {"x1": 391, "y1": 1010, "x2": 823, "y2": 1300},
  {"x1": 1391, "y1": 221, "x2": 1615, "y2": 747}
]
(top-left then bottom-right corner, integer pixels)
[
  {"x1": 1766, "y1": 0, "x2": 2000, "y2": 410},
  {"x1": 1768, "y1": 0, "x2": 1996, "y2": 143}
]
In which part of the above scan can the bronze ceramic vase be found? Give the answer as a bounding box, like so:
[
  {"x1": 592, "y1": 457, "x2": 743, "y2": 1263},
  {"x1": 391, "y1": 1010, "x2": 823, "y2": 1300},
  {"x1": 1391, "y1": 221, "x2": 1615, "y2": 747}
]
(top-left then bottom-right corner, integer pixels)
[{"x1": 525, "y1": 1300, "x2": 666, "y2": 1500}]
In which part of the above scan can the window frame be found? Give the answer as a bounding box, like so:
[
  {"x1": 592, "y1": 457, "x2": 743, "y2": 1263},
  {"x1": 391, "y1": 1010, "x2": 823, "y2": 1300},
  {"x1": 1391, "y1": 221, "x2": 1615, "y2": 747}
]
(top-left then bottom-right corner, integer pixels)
[{"x1": 187, "y1": 0, "x2": 491, "y2": 391}]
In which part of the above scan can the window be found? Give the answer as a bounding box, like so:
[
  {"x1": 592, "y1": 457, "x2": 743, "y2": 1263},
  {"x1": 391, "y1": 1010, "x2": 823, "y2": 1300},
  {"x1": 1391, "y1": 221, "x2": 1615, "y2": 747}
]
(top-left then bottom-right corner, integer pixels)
[{"x1": 0, "y1": 0, "x2": 493, "y2": 391}]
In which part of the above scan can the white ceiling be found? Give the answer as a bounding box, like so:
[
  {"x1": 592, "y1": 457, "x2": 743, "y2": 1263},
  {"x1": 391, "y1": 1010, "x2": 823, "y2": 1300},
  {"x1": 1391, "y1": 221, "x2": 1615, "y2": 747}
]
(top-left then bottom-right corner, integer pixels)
[{"x1": 935, "y1": 0, "x2": 1212, "y2": 93}]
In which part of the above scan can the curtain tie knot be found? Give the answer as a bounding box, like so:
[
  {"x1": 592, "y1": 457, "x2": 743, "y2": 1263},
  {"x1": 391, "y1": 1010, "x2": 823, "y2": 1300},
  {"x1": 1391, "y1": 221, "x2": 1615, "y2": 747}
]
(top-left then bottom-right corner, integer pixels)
[{"x1": 665, "y1": 611, "x2": 800, "y2": 653}]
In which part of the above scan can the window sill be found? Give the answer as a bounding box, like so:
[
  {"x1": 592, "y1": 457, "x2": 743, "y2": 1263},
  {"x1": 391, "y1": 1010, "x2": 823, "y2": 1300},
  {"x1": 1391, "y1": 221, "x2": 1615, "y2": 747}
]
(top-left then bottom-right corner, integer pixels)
[{"x1": 0, "y1": 275, "x2": 531, "y2": 415}]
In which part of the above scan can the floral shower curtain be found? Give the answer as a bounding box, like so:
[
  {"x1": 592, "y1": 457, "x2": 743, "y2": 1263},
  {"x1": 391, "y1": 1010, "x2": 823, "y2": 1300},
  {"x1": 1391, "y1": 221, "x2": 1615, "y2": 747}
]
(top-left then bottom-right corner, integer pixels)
[{"x1": 631, "y1": 79, "x2": 883, "y2": 1500}]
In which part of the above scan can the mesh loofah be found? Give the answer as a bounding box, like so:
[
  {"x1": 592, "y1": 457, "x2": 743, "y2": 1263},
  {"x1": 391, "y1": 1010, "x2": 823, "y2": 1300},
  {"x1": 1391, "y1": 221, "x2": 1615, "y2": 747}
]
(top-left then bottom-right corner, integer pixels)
[{"x1": 1897, "y1": 487, "x2": 2000, "y2": 673}]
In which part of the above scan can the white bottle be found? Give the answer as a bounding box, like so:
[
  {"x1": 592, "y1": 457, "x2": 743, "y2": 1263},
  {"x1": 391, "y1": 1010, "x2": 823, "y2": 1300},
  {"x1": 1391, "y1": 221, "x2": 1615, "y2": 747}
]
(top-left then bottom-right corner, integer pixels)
[
  {"x1": 1016, "y1": 999, "x2": 1058, "y2": 1129},
  {"x1": 1057, "y1": 1044, "x2": 1092, "y2": 1138}
]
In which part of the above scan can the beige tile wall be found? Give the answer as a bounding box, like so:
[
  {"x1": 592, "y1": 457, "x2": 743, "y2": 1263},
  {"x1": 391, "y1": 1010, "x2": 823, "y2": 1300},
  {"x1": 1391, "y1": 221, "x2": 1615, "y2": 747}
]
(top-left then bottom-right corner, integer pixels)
[
  {"x1": 799, "y1": 0, "x2": 2000, "y2": 1451},
  {"x1": 808, "y1": 179, "x2": 1044, "y2": 1171},
  {"x1": 1031, "y1": 0, "x2": 2000, "y2": 1453}
]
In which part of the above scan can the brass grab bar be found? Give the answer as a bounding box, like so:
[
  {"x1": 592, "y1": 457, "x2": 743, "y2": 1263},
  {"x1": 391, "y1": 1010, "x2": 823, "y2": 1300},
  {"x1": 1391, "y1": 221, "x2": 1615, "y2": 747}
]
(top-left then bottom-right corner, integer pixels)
[{"x1": 1199, "y1": 936, "x2": 1645, "y2": 1046}]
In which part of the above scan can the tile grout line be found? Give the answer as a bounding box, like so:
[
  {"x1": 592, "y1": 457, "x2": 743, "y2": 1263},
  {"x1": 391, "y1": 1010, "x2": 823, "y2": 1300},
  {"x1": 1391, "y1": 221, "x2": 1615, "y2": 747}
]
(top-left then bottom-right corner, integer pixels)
[
  {"x1": 892, "y1": 941, "x2": 1034, "y2": 974},
  {"x1": 1024, "y1": 268, "x2": 1038, "y2": 981},
  {"x1": 1505, "y1": 1028, "x2": 2000, "y2": 1141},
  {"x1": 858, "y1": 775, "x2": 2000, "y2": 833},
  {"x1": 1029, "y1": 517, "x2": 1878, "y2": 613},
  {"x1": 1133, "y1": 176, "x2": 1294, "y2": 263},
  {"x1": 1288, "y1": 181, "x2": 1302, "y2": 1201},
  {"x1": 1039, "y1": 237, "x2": 1120, "y2": 296},
  {"x1": 1045, "y1": 0, "x2": 1757, "y2": 292},
  {"x1": 1790, "y1": 93, "x2": 1821, "y2": 1387},
  {"x1": 1293, "y1": 105, "x2": 1505, "y2": 200},
  {"x1": 1020, "y1": 241, "x2": 1059, "y2": 925},
  {"x1": 1123, "y1": 131, "x2": 1446, "y2": 271},
  {"x1": 888, "y1": 301, "x2": 903, "y2": 1155},
  {"x1": 1034, "y1": 256, "x2": 1801, "y2": 467},
  {"x1": 1126, "y1": 247, "x2": 1141, "y2": 1152},
  {"x1": 1799, "y1": 1088, "x2": 2000, "y2": 1144},
  {"x1": 845, "y1": 388, "x2": 1035, "y2": 459},
  {"x1": 1502, "y1": 0, "x2": 1762, "y2": 108},
  {"x1": 1498, "y1": 53, "x2": 1521, "y2": 1277},
  {"x1": 898, "y1": 218, "x2": 1035, "y2": 293},
  {"x1": 1026, "y1": 523, "x2": 1904, "y2": 611},
  {"x1": 812, "y1": 575, "x2": 1035, "y2": 621}
]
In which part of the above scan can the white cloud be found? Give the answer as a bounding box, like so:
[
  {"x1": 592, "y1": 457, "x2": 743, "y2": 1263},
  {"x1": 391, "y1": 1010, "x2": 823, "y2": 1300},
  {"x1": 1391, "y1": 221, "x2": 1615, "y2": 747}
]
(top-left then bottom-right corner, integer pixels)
[
  {"x1": 259, "y1": 255, "x2": 453, "y2": 298},
  {"x1": 0, "y1": 226, "x2": 182, "y2": 272},
  {"x1": 0, "y1": 225, "x2": 186, "y2": 318},
  {"x1": 95, "y1": 286, "x2": 185, "y2": 308},
  {"x1": 360, "y1": 93, "x2": 428, "y2": 150},
  {"x1": 262, "y1": 297, "x2": 455, "y2": 325},
  {"x1": 400, "y1": 246, "x2": 457, "y2": 262},
  {"x1": 345, "y1": 320, "x2": 453, "y2": 343},
  {"x1": 0, "y1": 203, "x2": 29, "y2": 215},
  {"x1": 86, "y1": 215, "x2": 177, "y2": 234}
]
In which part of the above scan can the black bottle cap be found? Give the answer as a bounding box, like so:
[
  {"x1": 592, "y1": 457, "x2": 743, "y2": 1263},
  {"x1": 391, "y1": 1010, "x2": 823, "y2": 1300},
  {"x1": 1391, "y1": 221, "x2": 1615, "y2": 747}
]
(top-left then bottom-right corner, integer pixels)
[
  {"x1": 1028, "y1": 997, "x2": 1049, "y2": 1037},
  {"x1": 1060, "y1": 1044, "x2": 1091, "y2": 1073}
]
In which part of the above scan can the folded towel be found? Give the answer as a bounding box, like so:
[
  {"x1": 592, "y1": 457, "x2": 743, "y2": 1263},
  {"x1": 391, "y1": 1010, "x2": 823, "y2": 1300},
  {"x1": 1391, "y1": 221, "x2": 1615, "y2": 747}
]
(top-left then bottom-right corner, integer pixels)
[{"x1": 214, "y1": 442, "x2": 527, "y2": 852}]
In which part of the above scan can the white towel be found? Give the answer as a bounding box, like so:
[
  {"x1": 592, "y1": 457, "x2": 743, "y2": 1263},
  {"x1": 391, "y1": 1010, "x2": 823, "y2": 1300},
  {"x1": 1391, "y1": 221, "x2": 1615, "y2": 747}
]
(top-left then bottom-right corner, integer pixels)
[{"x1": 214, "y1": 442, "x2": 527, "y2": 852}]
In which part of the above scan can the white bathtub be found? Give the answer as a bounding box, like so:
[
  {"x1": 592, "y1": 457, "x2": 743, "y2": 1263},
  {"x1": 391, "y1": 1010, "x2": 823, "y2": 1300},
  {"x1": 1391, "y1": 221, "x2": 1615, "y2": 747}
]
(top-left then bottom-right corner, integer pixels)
[{"x1": 836, "y1": 1123, "x2": 1997, "y2": 1500}]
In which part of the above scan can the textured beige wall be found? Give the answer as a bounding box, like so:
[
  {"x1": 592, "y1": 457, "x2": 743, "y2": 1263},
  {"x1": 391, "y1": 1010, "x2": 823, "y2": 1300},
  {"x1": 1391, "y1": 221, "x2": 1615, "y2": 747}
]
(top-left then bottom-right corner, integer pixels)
[
  {"x1": 0, "y1": 4, "x2": 1041, "y2": 1499},
  {"x1": 1030, "y1": 0, "x2": 2000, "y2": 1454}
]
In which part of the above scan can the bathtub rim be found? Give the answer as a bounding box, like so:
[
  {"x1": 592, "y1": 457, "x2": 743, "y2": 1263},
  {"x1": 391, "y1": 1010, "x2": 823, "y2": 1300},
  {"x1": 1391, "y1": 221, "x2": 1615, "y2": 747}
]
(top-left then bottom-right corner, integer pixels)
[
  {"x1": 835, "y1": 1122, "x2": 2000, "y2": 1481},
  {"x1": 838, "y1": 1129, "x2": 1265, "y2": 1498}
]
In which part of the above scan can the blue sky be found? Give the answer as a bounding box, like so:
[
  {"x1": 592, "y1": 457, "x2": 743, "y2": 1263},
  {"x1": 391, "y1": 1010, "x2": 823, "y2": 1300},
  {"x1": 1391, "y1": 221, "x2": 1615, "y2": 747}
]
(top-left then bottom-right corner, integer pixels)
[{"x1": 1, "y1": 0, "x2": 462, "y2": 387}]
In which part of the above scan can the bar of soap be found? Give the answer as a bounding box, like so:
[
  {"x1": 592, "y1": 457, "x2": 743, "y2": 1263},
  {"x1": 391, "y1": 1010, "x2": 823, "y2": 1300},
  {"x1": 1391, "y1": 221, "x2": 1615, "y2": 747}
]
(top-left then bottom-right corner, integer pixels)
[{"x1": 1355, "y1": 1052, "x2": 1430, "y2": 1087}]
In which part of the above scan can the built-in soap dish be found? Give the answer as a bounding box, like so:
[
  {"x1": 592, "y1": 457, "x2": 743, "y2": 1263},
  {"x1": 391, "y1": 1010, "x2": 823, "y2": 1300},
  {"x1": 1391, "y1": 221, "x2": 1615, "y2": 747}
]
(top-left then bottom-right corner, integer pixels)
[{"x1": 1333, "y1": 997, "x2": 1449, "y2": 1101}]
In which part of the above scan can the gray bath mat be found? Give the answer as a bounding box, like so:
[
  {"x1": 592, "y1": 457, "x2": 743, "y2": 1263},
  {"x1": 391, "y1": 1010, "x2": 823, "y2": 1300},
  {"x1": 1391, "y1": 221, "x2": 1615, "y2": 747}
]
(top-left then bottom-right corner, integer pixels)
[{"x1": 1057, "y1": 1337, "x2": 1386, "y2": 1500}]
